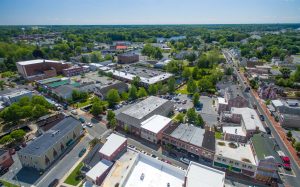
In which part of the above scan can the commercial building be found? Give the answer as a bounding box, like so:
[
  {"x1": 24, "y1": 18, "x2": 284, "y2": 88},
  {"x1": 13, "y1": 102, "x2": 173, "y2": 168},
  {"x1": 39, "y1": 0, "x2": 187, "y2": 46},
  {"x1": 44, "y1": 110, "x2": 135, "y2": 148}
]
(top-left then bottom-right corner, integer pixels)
[
  {"x1": 16, "y1": 59, "x2": 69, "y2": 81},
  {"x1": 0, "y1": 149, "x2": 14, "y2": 170},
  {"x1": 162, "y1": 124, "x2": 215, "y2": 161},
  {"x1": 99, "y1": 133, "x2": 127, "y2": 161},
  {"x1": 221, "y1": 107, "x2": 265, "y2": 139},
  {"x1": 185, "y1": 161, "x2": 225, "y2": 187},
  {"x1": 94, "y1": 82, "x2": 129, "y2": 99},
  {"x1": 214, "y1": 140, "x2": 257, "y2": 177},
  {"x1": 62, "y1": 65, "x2": 85, "y2": 77},
  {"x1": 18, "y1": 116, "x2": 83, "y2": 171},
  {"x1": 118, "y1": 53, "x2": 139, "y2": 64},
  {"x1": 85, "y1": 159, "x2": 113, "y2": 186},
  {"x1": 140, "y1": 115, "x2": 172, "y2": 144},
  {"x1": 116, "y1": 96, "x2": 174, "y2": 136},
  {"x1": 106, "y1": 69, "x2": 173, "y2": 87},
  {"x1": 0, "y1": 89, "x2": 33, "y2": 105},
  {"x1": 102, "y1": 150, "x2": 225, "y2": 187}
]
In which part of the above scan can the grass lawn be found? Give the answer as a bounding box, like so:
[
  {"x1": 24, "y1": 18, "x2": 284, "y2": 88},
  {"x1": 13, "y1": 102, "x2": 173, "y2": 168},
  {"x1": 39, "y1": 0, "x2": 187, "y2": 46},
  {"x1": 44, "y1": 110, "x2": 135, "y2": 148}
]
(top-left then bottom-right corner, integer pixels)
[
  {"x1": 176, "y1": 84, "x2": 189, "y2": 94},
  {"x1": 215, "y1": 132, "x2": 223, "y2": 139},
  {"x1": 64, "y1": 162, "x2": 84, "y2": 186},
  {"x1": 0, "y1": 180, "x2": 19, "y2": 187},
  {"x1": 75, "y1": 99, "x2": 92, "y2": 108}
]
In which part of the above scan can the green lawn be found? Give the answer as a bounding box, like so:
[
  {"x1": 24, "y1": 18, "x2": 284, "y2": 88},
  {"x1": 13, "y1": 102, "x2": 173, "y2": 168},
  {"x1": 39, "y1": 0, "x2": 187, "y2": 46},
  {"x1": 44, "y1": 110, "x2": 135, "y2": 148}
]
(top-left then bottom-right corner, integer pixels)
[
  {"x1": 64, "y1": 162, "x2": 84, "y2": 186},
  {"x1": 176, "y1": 84, "x2": 189, "y2": 94},
  {"x1": 0, "y1": 180, "x2": 19, "y2": 187},
  {"x1": 75, "y1": 99, "x2": 92, "y2": 108}
]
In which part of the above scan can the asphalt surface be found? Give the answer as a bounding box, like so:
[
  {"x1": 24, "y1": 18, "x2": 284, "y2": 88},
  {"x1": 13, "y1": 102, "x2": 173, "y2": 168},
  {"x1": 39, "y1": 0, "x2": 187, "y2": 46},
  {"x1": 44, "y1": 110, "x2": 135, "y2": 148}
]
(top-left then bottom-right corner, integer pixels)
[{"x1": 224, "y1": 50, "x2": 300, "y2": 187}]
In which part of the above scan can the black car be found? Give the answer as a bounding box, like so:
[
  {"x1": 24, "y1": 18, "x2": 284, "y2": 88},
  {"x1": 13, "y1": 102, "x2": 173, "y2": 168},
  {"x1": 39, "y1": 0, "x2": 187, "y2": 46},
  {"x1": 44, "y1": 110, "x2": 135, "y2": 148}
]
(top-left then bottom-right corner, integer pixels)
[
  {"x1": 265, "y1": 127, "x2": 271, "y2": 134},
  {"x1": 260, "y1": 115, "x2": 265, "y2": 121},
  {"x1": 48, "y1": 179, "x2": 59, "y2": 187}
]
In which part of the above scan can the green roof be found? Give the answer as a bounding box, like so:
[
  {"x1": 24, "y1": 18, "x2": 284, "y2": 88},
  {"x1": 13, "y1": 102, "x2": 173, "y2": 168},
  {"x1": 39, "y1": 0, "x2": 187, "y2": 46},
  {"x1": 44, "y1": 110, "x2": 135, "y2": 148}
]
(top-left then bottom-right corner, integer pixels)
[
  {"x1": 71, "y1": 82, "x2": 81, "y2": 87},
  {"x1": 48, "y1": 80, "x2": 70, "y2": 88}
]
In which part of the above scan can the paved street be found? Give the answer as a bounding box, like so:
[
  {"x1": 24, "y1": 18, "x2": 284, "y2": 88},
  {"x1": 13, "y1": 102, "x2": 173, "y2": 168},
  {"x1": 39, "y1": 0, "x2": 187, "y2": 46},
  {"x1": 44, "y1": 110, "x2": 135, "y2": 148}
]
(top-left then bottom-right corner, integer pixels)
[
  {"x1": 224, "y1": 50, "x2": 300, "y2": 187},
  {"x1": 35, "y1": 134, "x2": 92, "y2": 187}
]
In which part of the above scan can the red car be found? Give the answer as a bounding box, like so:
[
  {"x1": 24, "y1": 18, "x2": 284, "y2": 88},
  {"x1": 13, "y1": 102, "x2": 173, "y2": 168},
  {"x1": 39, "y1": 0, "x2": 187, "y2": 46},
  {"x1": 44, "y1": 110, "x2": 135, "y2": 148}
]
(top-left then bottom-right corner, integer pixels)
[{"x1": 280, "y1": 156, "x2": 291, "y2": 170}]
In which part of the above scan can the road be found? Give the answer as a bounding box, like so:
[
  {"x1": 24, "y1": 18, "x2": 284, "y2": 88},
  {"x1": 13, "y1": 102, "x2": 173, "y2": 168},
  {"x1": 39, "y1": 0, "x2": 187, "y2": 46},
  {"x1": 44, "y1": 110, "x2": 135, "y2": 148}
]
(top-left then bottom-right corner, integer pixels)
[
  {"x1": 35, "y1": 134, "x2": 92, "y2": 187},
  {"x1": 223, "y1": 49, "x2": 300, "y2": 187}
]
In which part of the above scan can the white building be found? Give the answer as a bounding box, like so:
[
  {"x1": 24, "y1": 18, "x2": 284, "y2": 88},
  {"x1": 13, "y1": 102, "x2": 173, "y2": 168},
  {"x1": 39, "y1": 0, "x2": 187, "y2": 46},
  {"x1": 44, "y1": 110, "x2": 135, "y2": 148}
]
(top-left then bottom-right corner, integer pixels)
[
  {"x1": 214, "y1": 140, "x2": 257, "y2": 177},
  {"x1": 140, "y1": 115, "x2": 172, "y2": 143},
  {"x1": 1, "y1": 89, "x2": 33, "y2": 105},
  {"x1": 99, "y1": 133, "x2": 127, "y2": 161}
]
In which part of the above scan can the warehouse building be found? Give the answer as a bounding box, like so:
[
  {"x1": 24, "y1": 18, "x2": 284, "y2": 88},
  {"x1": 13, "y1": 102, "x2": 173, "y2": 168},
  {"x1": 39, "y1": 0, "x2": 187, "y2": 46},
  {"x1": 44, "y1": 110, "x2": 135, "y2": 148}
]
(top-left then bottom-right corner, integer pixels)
[
  {"x1": 116, "y1": 96, "x2": 174, "y2": 136},
  {"x1": 18, "y1": 116, "x2": 83, "y2": 171}
]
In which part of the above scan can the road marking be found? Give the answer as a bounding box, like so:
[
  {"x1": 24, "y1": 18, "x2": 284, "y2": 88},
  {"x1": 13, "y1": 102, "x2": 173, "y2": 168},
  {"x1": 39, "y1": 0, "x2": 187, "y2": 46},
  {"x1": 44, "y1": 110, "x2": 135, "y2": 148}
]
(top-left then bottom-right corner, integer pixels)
[{"x1": 278, "y1": 172, "x2": 296, "y2": 177}]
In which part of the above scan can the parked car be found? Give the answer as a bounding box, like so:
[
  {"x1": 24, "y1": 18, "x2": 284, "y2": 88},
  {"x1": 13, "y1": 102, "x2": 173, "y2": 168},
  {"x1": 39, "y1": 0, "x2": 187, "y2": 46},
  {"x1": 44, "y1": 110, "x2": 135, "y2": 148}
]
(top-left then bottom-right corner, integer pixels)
[
  {"x1": 79, "y1": 117, "x2": 85, "y2": 123},
  {"x1": 280, "y1": 156, "x2": 291, "y2": 170},
  {"x1": 265, "y1": 127, "x2": 271, "y2": 134},
  {"x1": 180, "y1": 157, "x2": 190, "y2": 165},
  {"x1": 71, "y1": 110, "x2": 78, "y2": 115},
  {"x1": 169, "y1": 152, "x2": 177, "y2": 158},
  {"x1": 78, "y1": 148, "x2": 87, "y2": 157},
  {"x1": 48, "y1": 179, "x2": 59, "y2": 187},
  {"x1": 86, "y1": 122, "x2": 93, "y2": 127},
  {"x1": 259, "y1": 115, "x2": 265, "y2": 121}
]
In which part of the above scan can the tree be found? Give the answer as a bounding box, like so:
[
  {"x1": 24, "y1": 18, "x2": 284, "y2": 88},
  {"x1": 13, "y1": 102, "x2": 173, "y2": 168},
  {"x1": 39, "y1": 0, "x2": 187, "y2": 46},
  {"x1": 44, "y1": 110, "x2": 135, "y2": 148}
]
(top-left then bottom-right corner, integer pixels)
[
  {"x1": 31, "y1": 95, "x2": 51, "y2": 108},
  {"x1": 186, "y1": 108, "x2": 197, "y2": 123},
  {"x1": 109, "y1": 118, "x2": 117, "y2": 129},
  {"x1": 287, "y1": 130, "x2": 293, "y2": 139},
  {"x1": 121, "y1": 92, "x2": 129, "y2": 100},
  {"x1": 32, "y1": 48, "x2": 44, "y2": 58},
  {"x1": 187, "y1": 78, "x2": 197, "y2": 94},
  {"x1": 10, "y1": 129, "x2": 26, "y2": 141},
  {"x1": 280, "y1": 67, "x2": 291, "y2": 79},
  {"x1": 129, "y1": 85, "x2": 138, "y2": 100},
  {"x1": 148, "y1": 84, "x2": 158, "y2": 95},
  {"x1": 225, "y1": 67, "x2": 234, "y2": 75},
  {"x1": 186, "y1": 52, "x2": 197, "y2": 63},
  {"x1": 195, "y1": 114, "x2": 204, "y2": 127},
  {"x1": 167, "y1": 77, "x2": 176, "y2": 93},
  {"x1": 192, "y1": 93, "x2": 200, "y2": 107},
  {"x1": 107, "y1": 110, "x2": 115, "y2": 122},
  {"x1": 0, "y1": 135, "x2": 13, "y2": 145},
  {"x1": 198, "y1": 78, "x2": 213, "y2": 92},
  {"x1": 106, "y1": 89, "x2": 120, "y2": 108},
  {"x1": 182, "y1": 68, "x2": 191, "y2": 80},
  {"x1": 175, "y1": 113, "x2": 185, "y2": 123},
  {"x1": 32, "y1": 104, "x2": 48, "y2": 119},
  {"x1": 0, "y1": 80, "x2": 4, "y2": 90},
  {"x1": 295, "y1": 142, "x2": 300, "y2": 153},
  {"x1": 132, "y1": 76, "x2": 141, "y2": 87},
  {"x1": 90, "y1": 100, "x2": 104, "y2": 116},
  {"x1": 192, "y1": 67, "x2": 199, "y2": 79},
  {"x1": 138, "y1": 87, "x2": 148, "y2": 98}
]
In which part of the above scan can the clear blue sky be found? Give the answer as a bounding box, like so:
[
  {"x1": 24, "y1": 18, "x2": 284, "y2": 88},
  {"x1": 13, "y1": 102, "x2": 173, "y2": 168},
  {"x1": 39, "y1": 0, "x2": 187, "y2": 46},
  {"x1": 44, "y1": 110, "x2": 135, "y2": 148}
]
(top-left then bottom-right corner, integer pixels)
[{"x1": 0, "y1": 0, "x2": 300, "y2": 25}]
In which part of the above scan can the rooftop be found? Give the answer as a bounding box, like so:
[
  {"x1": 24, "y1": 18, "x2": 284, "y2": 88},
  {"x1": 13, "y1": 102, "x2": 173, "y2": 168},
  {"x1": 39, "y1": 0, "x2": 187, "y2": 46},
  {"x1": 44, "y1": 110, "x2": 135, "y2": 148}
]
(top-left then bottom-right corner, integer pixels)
[
  {"x1": 185, "y1": 162, "x2": 225, "y2": 187},
  {"x1": 222, "y1": 126, "x2": 246, "y2": 137},
  {"x1": 123, "y1": 153, "x2": 185, "y2": 187},
  {"x1": 2, "y1": 89, "x2": 32, "y2": 98},
  {"x1": 215, "y1": 140, "x2": 256, "y2": 165},
  {"x1": 141, "y1": 115, "x2": 171, "y2": 134},
  {"x1": 17, "y1": 59, "x2": 64, "y2": 66},
  {"x1": 85, "y1": 159, "x2": 113, "y2": 181},
  {"x1": 99, "y1": 133, "x2": 127, "y2": 157},
  {"x1": 231, "y1": 107, "x2": 265, "y2": 133},
  {"x1": 122, "y1": 96, "x2": 169, "y2": 120},
  {"x1": 271, "y1": 100, "x2": 284, "y2": 108},
  {"x1": 19, "y1": 116, "x2": 82, "y2": 156}
]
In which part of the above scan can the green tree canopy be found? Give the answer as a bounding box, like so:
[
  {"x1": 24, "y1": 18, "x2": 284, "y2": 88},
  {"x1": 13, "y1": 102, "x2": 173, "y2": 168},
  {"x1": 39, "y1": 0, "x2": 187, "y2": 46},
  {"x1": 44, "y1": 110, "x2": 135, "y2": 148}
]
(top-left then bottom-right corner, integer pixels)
[{"x1": 106, "y1": 89, "x2": 120, "y2": 107}]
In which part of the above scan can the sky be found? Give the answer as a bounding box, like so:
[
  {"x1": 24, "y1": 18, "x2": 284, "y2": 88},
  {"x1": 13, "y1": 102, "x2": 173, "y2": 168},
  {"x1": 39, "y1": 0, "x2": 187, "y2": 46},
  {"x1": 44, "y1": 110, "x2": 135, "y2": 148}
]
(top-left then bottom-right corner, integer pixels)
[{"x1": 0, "y1": 0, "x2": 300, "y2": 25}]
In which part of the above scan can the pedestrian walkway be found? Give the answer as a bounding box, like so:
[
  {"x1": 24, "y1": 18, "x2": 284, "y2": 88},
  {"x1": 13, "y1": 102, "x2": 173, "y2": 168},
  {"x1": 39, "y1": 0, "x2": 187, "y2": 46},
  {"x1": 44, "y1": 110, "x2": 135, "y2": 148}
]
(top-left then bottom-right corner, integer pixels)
[{"x1": 239, "y1": 72, "x2": 300, "y2": 169}]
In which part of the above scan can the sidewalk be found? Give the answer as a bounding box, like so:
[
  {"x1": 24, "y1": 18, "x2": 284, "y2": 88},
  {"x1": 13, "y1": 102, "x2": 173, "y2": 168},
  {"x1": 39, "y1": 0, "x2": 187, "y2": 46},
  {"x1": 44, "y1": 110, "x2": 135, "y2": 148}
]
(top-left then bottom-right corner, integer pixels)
[{"x1": 239, "y1": 72, "x2": 300, "y2": 169}]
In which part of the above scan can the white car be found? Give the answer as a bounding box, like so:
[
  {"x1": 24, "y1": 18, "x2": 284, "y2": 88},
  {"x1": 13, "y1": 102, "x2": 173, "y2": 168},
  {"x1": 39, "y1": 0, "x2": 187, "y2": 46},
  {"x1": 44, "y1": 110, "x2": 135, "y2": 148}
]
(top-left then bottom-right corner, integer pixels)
[
  {"x1": 86, "y1": 122, "x2": 93, "y2": 127},
  {"x1": 71, "y1": 110, "x2": 78, "y2": 115},
  {"x1": 179, "y1": 157, "x2": 190, "y2": 165}
]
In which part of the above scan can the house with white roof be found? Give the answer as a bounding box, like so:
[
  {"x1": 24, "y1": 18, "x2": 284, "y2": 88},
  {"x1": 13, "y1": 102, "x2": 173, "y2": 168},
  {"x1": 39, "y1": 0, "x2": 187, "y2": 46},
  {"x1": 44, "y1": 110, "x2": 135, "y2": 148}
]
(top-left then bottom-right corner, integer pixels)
[
  {"x1": 140, "y1": 115, "x2": 172, "y2": 144},
  {"x1": 99, "y1": 133, "x2": 127, "y2": 161},
  {"x1": 85, "y1": 159, "x2": 113, "y2": 186}
]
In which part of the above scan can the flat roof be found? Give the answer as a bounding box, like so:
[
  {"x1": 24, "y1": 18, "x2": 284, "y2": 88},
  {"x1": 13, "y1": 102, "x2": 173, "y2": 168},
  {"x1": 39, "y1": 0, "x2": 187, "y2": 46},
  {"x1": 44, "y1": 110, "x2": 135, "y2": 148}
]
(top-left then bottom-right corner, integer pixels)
[
  {"x1": 19, "y1": 116, "x2": 82, "y2": 156},
  {"x1": 122, "y1": 96, "x2": 169, "y2": 120},
  {"x1": 222, "y1": 126, "x2": 246, "y2": 136},
  {"x1": 217, "y1": 97, "x2": 227, "y2": 105},
  {"x1": 170, "y1": 124, "x2": 205, "y2": 148},
  {"x1": 186, "y1": 162, "x2": 225, "y2": 187},
  {"x1": 107, "y1": 69, "x2": 173, "y2": 84},
  {"x1": 271, "y1": 100, "x2": 284, "y2": 107},
  {"x1": 3, "y1": 89, "x2": 32, "y2": 98},
  {"x1": 86, "y1": 159, "x2": 113, "y2": 181},
  {"x1": 141, "y1": 115, "x2": 171, "y2": 134},
  {"x1": 99, "y1": 133, "x2": 127, "y2": 157},
  {"x1": 231, "y1": 107, "x2": 265, "y2": 133},
  {"x1": 215, "y1": 140, "x2": 256, "y2": 165},
  {"x1": 123, "y1": 153, "x2": 185, "y2": 187},
  {"x1": 17, "y1": 59, "x2": 64, "y2": 66}
]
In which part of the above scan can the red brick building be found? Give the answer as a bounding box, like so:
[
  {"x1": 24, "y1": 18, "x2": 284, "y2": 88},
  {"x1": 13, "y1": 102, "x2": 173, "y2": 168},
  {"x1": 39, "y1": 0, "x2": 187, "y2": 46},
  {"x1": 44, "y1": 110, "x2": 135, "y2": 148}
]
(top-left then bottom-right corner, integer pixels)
[
  {"x1": 117, "y1": 53, "x2": 139, "y2": 64},
  {"x1": 0, "y1": 149, "x2": 14, "y2": 170},
  {"x1": 16, "y1": 59, "x2": 70, "y2": 81},
  {"x1": 98, "y1": 133, "x2": 127, "y2": 161}
]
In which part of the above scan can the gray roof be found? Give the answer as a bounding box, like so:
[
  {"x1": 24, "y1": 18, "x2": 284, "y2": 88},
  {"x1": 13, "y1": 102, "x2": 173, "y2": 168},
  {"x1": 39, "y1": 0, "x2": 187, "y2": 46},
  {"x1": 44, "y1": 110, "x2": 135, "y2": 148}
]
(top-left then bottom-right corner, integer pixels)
[
  {"x1": 0, "y1": 149, "x2": 7, "y2": 156},
  {"x1": 53, "y1": 85, "x2": 76, "y2": 98},
  {"x1": 116, "y1": 96, "x2": 173, "y2": 128},
  {"x1": 19, "y1": 116, "x2": 82, "y2": 156},
  {"x1": 171, "y1": 124, "x2": 205, "y2": 147}
]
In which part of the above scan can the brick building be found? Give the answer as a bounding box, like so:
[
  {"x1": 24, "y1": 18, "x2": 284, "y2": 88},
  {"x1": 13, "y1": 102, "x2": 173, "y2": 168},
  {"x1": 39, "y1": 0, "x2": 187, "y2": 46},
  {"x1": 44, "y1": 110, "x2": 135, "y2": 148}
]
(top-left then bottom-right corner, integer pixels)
[
  {"x1": 117, "y1": 53, "x2": 139, "y2": 64},
  {"x1": 0, "y1": 149, "x2": 14, "y2": 170},
  {"x1": 98, "y1": 133, "x2": 127, "y2": 161},
  {"x1": 16, "y1": 59, "x2": 69, "y2": 81}
]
